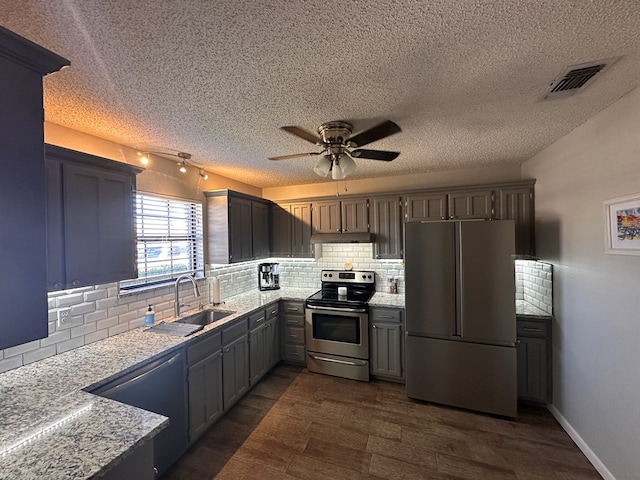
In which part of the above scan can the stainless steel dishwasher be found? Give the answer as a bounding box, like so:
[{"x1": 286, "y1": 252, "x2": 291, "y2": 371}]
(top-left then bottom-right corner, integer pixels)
[{"x1": 88, "y1": 349, "x2": 188, "y2": 477}]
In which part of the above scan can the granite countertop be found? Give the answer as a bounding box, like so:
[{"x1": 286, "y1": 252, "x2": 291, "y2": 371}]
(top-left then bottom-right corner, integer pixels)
[
  {"x1": 0, "y1": 287, "x2": 314, "y2": 480},
  {"x1": 369, "y1": 292, "x2": 405, "y2": 308},
  {"x1": 516, "y1": 299, "x2": 552, "y2": 318}
]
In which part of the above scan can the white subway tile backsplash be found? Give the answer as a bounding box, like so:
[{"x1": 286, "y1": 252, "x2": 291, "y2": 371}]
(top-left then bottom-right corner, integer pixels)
[
  {"x1": 516, "y1": 259, "x2": 553, "y2": 315},
  {"x1": 23, "y1": 345, "x2": 56, "y2": 365},
  {"x1": 3, "y1": 339, "x2": 40, "y2": 358},
  {"x1": 56, "y1": 336, "x2": 85, "y2": 354},
  {"x1": 84, "y1": 329, "x2": 108, "y2": 345}
]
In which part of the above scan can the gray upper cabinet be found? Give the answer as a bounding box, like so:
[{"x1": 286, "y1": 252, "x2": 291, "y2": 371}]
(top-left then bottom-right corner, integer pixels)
[
  {"x1": 312, "y1": 198, "x2": 369, "y2": 233},
  {"x1": 404, "y1": 193, "x2": 448, "y2": 221},
  {"x1": 45, "y1": 145, "x2": 142, "y2": 291},
  {"x1": 205, "y1": 190, "x2": 271, "y2": 264},
  {"x1": 271, "y1": 202, "x2": 313, "y2": 258},
  {"x1": 371, "y1": 196, "x2": 403, "y2": 259},
  {"x1": 499, "y1": 183, "x2": 535, "y2": 256},
  {"x1": 447, "y1": 189, "x2": 494, "y2": 219},
  {"x1": 0, "y1": 27, "x2": 69, "y2": 350}
]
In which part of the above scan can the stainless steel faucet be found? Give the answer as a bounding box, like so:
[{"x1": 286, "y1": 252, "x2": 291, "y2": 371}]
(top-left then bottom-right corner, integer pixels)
[{"x1": 174, "y1": 274, "x2": 200, "y2": 317}]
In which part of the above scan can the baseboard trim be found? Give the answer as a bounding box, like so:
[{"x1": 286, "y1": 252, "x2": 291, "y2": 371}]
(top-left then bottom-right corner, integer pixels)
[{"x1": 547, "y1": 404, "x2": 615, "y2": 480}]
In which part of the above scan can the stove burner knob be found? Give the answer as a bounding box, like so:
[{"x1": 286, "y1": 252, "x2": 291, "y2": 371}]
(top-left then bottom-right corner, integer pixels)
[
  {"x1": 362, "y1": 274, "x2": 366, "y2": 279},
  {"x1": 368, "y1": 275, "x2": 372, "y2": 279},
  {"x1": 323, "y1": 273, "x2": 327, "y2": 277},
  {"x1": 329, "y1": 273, "x2": 333, "y2": 278}
]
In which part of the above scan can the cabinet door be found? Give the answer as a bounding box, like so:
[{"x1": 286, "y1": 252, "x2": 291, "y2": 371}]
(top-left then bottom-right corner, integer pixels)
[
  {"x1": 372, "y1": 196, "x2": 403, "y2": 259},
  {"x1": 312, "y1": 200, "x2": 341, "y2": 233},
  {"x1": 448, "y1": 190, "x2": 494, "y2": 219},
  {"x1": 251, "y1": 201, "x2": 270, "y2": 259},
  {"x1": 229, "y1": 197, "x2": 252, "y2": 262},
  {"x1": 222, "y1": 334, "x2": 249, "y2": 410},
  {"x1": 499, "y1": 187, "x2": 535, "y2": 256},
  {"x1": 291, "y1": 202, "x2": 313, "y2": 257},
  {"x1": 517, "y1": 336, "x2": 548, "y2": 403},
  {"x1": 46, "y1": 159, "x2": 65, "y2": 290},
  {"x1": 265, "y1": 317, "x2": 279, "y2": 369},
  {"x1": 188, "y1": 350, "x2": 223, "y2": 442},
  {"x1": 370, "y1": 322, "x2": 403, "y2": 379},
  {"x1": 63, "y1": 163, "x2": 136, "y2": 288},
  {"x1": 271, "y1": 203, "x2": 292, "y2": 257},
  {"x1": 249, "y1": 324, "x2": 266, "y2": 385},
  {"x1": 405, "y1": 194, "x2": 447, "y2": 221},
  {"x1": 341, "y1": 198, "x2": 369, "y2": 233}
]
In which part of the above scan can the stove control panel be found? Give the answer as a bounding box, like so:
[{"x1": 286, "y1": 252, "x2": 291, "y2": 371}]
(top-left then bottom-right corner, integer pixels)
[{"x1": 321, "y1": 270, "x2": 375, "y2": 284}]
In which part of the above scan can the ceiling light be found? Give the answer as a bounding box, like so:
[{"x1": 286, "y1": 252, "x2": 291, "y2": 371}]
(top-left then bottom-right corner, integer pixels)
[
  {"x1": 339, "y1": 154, "x2": 356, "y2": 176},
  {"x1": 199, "y1": 169, "x2": 209, "y2": 180},
  {"x1": 137, "y1": 152, "x2": 150, "y2": 165},
  {"x1": 331, "y1": 158, "x2": 347, "y2": 180},
  {"x1": 179, "y1": 161, "x2": 187, "y2": 173},
  {"x1": 313, "y1": 156, "x2": 332, "y2": 177}
]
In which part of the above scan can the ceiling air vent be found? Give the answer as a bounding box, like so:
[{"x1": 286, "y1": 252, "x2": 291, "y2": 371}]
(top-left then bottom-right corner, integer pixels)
[{"x1": 542, "y1": 57, "x2": 620, "y2": 100}]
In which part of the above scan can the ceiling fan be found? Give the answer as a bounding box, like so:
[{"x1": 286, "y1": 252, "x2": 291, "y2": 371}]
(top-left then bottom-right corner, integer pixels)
[{"x1": 268, "y1": 120, "x2": 401, "y2": 180}]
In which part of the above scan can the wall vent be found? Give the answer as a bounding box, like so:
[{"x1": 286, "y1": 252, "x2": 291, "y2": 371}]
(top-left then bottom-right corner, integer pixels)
[{"x1": 542, "y1": 57, "x2": 620, "y2": 100}]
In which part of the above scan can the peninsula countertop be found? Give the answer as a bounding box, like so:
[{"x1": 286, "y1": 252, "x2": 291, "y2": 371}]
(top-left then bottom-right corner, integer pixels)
[{"x1": 0, "y1": 287, "x2": 315, "y2": 480}]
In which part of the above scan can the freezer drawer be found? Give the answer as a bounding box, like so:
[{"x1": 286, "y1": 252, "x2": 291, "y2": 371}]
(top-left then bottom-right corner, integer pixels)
[{"x1": 406, "y1": 336, "x2": 517, "y2": 417}]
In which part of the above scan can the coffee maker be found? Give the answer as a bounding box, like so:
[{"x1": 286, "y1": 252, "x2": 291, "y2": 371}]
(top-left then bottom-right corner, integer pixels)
[{"x1": 258, "y1": 262, "x2": 280, "y2": 291}]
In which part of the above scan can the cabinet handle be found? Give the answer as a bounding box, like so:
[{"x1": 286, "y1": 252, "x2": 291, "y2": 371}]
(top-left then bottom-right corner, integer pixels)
[
  {"x1": 286, "y1": 308, "x2": 299, "y2": 312},
  {"x1": 72, "y1": 280, "x2": 80, "y2": 287},
  {"x1": 271, "y1": 309, "x2": 278, "y2": 315},
  {"x1": 224, "y1": 348, "x2": 230, "y2": 353},
  {"x1": 522, "y1": 327, "x2": 542, "y2": 332},
  {"x1": 516, "y1": 339, "x2": 521, "y2": 344},
  {"x1": 372, "y1": 325, "x2": 377, "y2": 329},
  {"x1": 54, "y1": 282, "x2": 63, "y2": 289},
  {"x1": 336, "y1": 228, "x2": 341, "y2": 232},
  {"x1": 379, "y1": 315, "x2": 394, "y2": 319}
]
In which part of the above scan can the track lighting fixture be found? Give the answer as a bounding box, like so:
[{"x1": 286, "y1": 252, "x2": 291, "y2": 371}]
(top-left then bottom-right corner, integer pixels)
[{"x1": 136, "y1": 149, "x2": 211, "y2": 179}]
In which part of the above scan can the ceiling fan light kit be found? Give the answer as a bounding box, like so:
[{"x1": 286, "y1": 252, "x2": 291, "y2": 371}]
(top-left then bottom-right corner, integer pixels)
[{"x1": 269, "y1": 119, "x2": 401, "y2": 180}]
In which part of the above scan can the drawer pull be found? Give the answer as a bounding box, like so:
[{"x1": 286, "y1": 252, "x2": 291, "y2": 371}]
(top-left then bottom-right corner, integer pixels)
[
  {"x1": 522, "y1": 327, "x2": 542, "y2": 332},
  {"x1": 286, "y1": 307, "x2": 299, "y2": 312},
  {"x1": 379, "y1": 315, "x2": 394, "y2": 319}
]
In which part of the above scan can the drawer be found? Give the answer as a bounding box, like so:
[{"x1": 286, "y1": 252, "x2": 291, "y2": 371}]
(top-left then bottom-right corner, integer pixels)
[
  {"x1": 370, "y1": 308, "x2": 403, "y2": 323},
  {"x1": 283, "y1": 313, "x2": 304, "y2": 327},
  {"x1": 284, "y1": 326, "x2": 304, "y2": 344},
  {"x1": 266, "y1": 302, "x2": 280, "y2": 320},
  {"x1": 187, "y1": 330, "x2": 222, "y2": 366},
  {"x1": 284, "y1": 344, "x2": 305, "y2": 362},
  {"x1": 249, "y1": 309, "x2": 266, "y2": 330},
  {"x1": 517, "y1": 319, "x2": 549, "y2": 338},
  {"x1": 222, "y1": 317, "x2": 248, "y2": 344},
  {"x1": 282, "y1": 301, "x2": 304, "y2": 315}
]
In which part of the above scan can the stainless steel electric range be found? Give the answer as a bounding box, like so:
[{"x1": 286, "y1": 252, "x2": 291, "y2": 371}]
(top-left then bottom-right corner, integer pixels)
[{"x1": 305, "y1": 269, "x2": 375, "y2": 381}]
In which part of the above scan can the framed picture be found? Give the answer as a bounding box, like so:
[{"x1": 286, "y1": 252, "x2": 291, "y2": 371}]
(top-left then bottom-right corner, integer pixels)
[{"x1": 604, "y1": 193, "x2": 640, "y2": 255}]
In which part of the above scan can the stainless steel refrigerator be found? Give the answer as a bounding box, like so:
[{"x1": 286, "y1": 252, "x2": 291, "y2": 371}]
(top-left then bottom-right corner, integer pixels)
[{"x1": 405, "y1": 220, "x2": 517, "y2": 417}]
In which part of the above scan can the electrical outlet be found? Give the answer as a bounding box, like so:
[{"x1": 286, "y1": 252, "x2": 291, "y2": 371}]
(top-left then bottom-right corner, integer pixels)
[{"x1": 57, "y1": 308, "x2": 71, "y2": 327}]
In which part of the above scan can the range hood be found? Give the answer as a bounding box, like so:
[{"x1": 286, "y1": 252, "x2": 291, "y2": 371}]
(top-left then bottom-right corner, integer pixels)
[{"x1": 309, "y1": 232, "x2": 373, "y2": 244}]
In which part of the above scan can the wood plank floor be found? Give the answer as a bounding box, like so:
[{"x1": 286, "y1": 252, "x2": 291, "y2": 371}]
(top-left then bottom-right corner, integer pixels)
[{"x1": 163, "y1": 365, "x2": 601, "y2": 480}]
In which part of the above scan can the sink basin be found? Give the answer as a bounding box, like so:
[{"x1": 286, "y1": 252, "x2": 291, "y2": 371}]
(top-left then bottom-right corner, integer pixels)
[{"x1": 175, "y1": 309, "x2": 236, "y2": 326}]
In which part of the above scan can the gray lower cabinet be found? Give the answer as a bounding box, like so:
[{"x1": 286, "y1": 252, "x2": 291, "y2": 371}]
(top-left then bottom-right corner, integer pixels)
[
  {"x1": 369, "y1": 307, "x2": 404, "y2": 381},
  {"x1": 516, "y1": 317, "x2": 552, "y2": 403},
  {"x1": 282, "y1": 301, "x2": 306, "y2": 365},
  {"x1": 187, "y1": 330, "x2": 223, "y2": 444},
  {"x1": 249, "y1": 308, "x2": 267, "y2": 385},
  {"x1": 221, "y1": 318, "x2": 250, "y2": 410},
  {"x1": 265, "y1": 302, "x2": 281, "y2": 369}
]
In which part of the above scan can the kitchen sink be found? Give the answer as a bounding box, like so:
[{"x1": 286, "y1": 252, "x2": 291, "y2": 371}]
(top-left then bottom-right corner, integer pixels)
[{"x1": 175, "y1": 309, "x2": 236, "y2": 326}]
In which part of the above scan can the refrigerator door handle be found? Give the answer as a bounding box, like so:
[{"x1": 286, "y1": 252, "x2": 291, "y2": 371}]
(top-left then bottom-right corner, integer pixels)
[{"x1": 454, "y1": 222, "x2": 463, "y2": 337}]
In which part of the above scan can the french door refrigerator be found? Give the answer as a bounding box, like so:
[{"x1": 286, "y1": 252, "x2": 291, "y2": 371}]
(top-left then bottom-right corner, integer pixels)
[{"x1": 405, "y1": 220, "x2": 517, "y2": 417}]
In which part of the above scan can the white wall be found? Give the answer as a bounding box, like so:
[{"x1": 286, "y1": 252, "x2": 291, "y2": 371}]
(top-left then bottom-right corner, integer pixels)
[{"x1": 522, "y1": 86, "x2": 640, "y2": 480}]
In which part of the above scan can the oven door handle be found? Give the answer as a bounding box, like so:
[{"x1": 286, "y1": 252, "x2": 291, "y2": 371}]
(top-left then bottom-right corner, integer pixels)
[
  {"x1": 307, "y1": 353, "x2": 368, "y2": 367},
  {"x1": 306, "y1": 304, "x2": 367, "y2": 314}
]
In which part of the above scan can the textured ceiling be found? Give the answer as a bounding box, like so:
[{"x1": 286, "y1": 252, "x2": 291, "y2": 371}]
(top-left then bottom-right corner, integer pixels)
[{"x1": 2, "y1": 1, "x2": 640, "y2": 187}]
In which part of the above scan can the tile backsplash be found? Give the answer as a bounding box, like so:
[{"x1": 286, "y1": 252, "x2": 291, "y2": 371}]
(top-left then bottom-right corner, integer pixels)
[
  {"x1": 515, "y1": 260, "x2": 553, "y2": 315},
  {"x1": 0, "y1": 243, "x2": 403, "y2": 374}
]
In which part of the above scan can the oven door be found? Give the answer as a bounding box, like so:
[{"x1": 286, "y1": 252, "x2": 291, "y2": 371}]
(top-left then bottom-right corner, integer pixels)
[{"x1": 305, "y1": 305, "x2": 369, "y2": 359}]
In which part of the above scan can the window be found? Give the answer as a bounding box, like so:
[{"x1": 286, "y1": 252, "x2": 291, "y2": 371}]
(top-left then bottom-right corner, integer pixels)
[{"x1": 120, "y1": 193, "x2": 204, "y2": 290}]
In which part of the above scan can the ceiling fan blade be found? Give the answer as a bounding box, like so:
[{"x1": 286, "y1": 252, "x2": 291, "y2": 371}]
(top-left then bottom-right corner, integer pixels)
[
  {"x1": 350, "y1": 149, "x2": 400, "y2": 161},
  {"x1": 281, "y1": 126, "x2": 323, "y2": 145},
  {"x1": 268, "y1": 152, "x2": 321, "y2": 160},
  {"x1": 347, "y1": 120, "x2": 401, "y2": 147}
]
